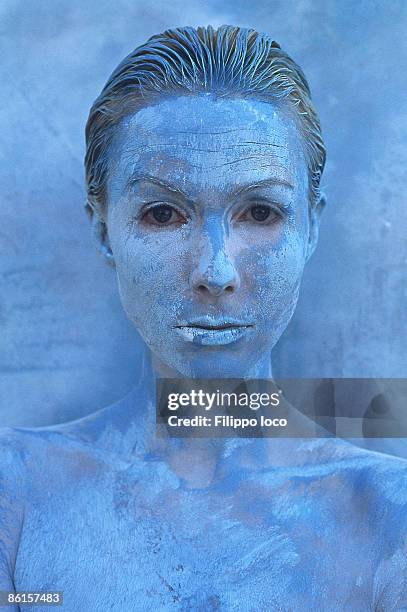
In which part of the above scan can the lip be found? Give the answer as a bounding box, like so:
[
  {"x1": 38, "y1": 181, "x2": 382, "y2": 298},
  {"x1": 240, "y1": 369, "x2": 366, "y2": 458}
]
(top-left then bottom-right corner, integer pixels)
[{"x1": 174, "y1": 317, "x2": 254, "y2": 346}]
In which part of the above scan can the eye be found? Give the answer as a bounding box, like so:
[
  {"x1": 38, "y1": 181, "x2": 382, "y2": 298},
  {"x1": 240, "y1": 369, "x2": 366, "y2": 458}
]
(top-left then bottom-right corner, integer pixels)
[
  {"x1": 237, "y1": 202, "x2": 282, "y2": 225},
  {"x1": 250, "y1": 204, "x2": 272, "y2": 222},
  {"x1": 141, "y1": 203, "x2": 186, "y2": 226}
]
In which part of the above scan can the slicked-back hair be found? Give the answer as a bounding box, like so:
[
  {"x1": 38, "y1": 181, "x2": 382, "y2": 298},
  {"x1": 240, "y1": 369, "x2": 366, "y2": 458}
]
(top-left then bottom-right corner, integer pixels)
[{"x1": 85, "y1": 25, "x2": 326, "y2": 214}]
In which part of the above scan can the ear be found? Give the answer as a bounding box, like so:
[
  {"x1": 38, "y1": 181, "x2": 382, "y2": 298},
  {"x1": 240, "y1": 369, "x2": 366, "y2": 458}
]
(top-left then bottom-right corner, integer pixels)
[
  {"x1": 85, "y1": 200, "x2": 115, "y2": 267},
  {"x1": 305, "y1": 193, "x2": 326, "y2": 262}
]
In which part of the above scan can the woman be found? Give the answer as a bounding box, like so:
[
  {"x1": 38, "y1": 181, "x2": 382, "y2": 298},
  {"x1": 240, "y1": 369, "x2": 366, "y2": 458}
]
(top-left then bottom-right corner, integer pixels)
[{"x1": 1, "y1": 25, "x2": 406, "y2": 611}]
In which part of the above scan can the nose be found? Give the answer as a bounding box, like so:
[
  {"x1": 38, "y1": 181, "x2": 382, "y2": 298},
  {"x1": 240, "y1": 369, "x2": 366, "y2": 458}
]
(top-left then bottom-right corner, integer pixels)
[{"x1": 190, "y1": 221, "x2": 240, "y2": 297}]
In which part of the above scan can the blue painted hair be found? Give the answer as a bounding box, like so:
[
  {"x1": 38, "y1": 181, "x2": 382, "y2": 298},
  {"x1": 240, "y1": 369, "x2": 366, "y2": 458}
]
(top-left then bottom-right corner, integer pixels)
[{"x1": 85, "y1": 25, "x2": 326, "y2": 213}]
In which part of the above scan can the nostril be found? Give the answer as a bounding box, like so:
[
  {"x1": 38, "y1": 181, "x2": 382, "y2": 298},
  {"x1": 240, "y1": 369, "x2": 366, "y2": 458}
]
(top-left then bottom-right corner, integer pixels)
[{"x1": 194, "y1": 282, "x2": 235, "y2": 296}]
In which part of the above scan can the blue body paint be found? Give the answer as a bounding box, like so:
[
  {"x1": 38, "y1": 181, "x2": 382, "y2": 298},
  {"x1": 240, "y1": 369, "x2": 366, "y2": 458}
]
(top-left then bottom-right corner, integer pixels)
[{"x1": 106, "y1": 95, "x2": 312, "y2": 379}]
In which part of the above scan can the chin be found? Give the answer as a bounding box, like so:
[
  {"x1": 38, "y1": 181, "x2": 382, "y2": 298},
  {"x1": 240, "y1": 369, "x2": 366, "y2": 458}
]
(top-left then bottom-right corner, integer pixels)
[{"x1": 166, "y1": 348, "x2": 270, "y2": 379}]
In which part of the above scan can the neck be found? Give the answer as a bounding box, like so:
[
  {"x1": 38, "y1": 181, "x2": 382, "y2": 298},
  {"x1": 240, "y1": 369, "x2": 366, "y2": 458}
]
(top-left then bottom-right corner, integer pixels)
[
  {"x1": 121, "y1": 351, "x2": 315, "y2": 489},
  {"x1": 126, "y1": 345, "x2": 278, "y2": 488}
]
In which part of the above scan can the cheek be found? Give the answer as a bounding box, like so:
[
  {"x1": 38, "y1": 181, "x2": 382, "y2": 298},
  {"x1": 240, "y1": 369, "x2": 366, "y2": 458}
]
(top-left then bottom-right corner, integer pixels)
[
  {"x1": 112, "y1": 228, "x2": 190, "y2": 326},
  {"x1": 238, "y1": 229, "x2": 306, "y2": 320}
]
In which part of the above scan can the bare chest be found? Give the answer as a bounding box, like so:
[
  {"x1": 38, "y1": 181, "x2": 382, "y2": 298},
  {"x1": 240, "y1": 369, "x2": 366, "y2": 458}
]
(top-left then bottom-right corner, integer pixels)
[{"x1": 14, "y1": 469, "x2": 374, "y2": 611}]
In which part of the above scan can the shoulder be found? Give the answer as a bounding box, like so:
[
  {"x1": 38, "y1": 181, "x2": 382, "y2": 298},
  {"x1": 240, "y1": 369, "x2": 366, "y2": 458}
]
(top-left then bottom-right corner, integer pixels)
[
  {"x1": 260, "y1": 437, "x2": 407, "y2": 541},
  {"x1": 361, "y1": 447, "x2": 407, "y2": 610},
  {"x1": 0, "y1": 418, "x2": 112, "y2": 496},
  {"x1": 271, "y1": 439, "x2": 407, "y2": 606},
  {"x1": 325, "y1": 438, "x2": 407, "y2": 507},
  {"x1": 0, "y1": 390, "x2": 140, "y2": 489},
  {"x1": 302, "y1": 437, "x2": 407, "y2": 512},
  {"x1": 0, "y1": 419, "x2": 116, "y2": 589},
  {"x1": 0, "y1": 428, "x2": 28, "y2": 587},
  {"x1": 312, "y1": 439, "x2": 407, "y2": 607}
]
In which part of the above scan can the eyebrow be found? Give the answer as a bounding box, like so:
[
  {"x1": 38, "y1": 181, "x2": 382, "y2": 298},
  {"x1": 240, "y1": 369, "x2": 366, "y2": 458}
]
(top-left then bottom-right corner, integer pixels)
[
  {"x1": 127, "y1": 174, "x2": 294, "y2": 199},
  {"x1": 127, "y1": 174, "x2": 190, "y2": 199},
  {"x1": 231, "y1": 178, "x2": 294, "y2": 197}
]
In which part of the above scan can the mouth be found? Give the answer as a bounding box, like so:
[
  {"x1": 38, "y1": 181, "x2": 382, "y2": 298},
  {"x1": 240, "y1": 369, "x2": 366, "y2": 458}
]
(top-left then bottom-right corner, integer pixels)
[{"x1": 174, "y1": 318, "x2": 254, "y2": 346}]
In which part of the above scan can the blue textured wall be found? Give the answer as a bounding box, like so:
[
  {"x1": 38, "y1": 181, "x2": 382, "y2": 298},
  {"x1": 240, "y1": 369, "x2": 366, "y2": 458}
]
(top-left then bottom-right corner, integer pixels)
[{"x1": 1, "y1": 0, "x2": 406, "y2": 426}]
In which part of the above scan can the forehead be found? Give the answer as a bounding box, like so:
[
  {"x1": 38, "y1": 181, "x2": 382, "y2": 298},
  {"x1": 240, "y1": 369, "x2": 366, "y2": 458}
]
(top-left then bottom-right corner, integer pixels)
[{"x1": 107, "y1": 94, "x2": 307, "y2": 197}]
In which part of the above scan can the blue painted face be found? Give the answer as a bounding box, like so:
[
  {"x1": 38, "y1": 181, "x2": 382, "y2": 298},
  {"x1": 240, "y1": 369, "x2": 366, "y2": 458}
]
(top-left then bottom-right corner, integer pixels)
[{"x1": 104, "y1": 95, "x2": 319, "y2": 378}]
